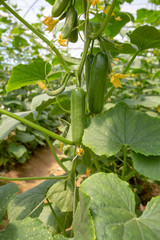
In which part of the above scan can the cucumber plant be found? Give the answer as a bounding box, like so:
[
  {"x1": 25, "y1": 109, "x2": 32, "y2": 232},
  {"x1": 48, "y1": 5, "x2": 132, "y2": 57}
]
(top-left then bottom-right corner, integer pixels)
[{"x1": 1, "y1": 0, "x2": 160, "y2": 239}]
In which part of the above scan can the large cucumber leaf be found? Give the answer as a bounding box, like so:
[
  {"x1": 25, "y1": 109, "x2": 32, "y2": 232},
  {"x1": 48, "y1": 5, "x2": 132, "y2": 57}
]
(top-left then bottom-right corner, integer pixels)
[
  {"x1": 0, "y1": 183, "x2": 19, "y2": 224},
  {"x1": 8, "y1": 178, "x2": 60, "y2": 221},
  {"x1": 82, "y1": 102, "x2": 160, "y2": 156},
  {"x1": 6, "y1": 60, "x2": 51, "y2": 93},
  {"x1": 0, "y1": 218, "x2": 52, "y2": 240},
  {"x1": 128, "y1": 25, "x2": 160, "y2": 50},
  {"x1": 131, "y1": 152, "x2": 160, "y2": 180},
  {"x1": 81, "y1": 173, "x2": 160, "y2": 240}
]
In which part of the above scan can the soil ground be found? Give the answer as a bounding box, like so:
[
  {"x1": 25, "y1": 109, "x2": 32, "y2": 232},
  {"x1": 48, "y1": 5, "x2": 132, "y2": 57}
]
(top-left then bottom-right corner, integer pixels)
[{"x1": 0, "y1": 146, "x2": 65, "y2": 192}]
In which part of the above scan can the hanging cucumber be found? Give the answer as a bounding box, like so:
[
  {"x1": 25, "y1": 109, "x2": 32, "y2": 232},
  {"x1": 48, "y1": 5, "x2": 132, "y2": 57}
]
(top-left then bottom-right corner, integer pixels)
[
  {"x1": 61, "y1": 6, "x2": 77, "y2": 39},
  {"x1": 52, "y1": 0, "x2": 70, "y2": 18},
  {"x1": 71, "y1": 88, "x2": 85, "y2": 146},
  {"x1": 68, "y1": 10, "x2": 78, "y2": 43},
  {"x1": 85, "y1": 54, "x2": 94, "y2": 91},
  {"x1": 88, "y1": 52, "x2": 109, "y2": 114}
]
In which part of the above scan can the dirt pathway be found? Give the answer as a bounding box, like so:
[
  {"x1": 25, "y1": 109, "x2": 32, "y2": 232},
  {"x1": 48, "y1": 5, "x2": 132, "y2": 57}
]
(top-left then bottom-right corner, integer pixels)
[{"x1": 1, "y1": 146, "x2": 65, "y2": 192}]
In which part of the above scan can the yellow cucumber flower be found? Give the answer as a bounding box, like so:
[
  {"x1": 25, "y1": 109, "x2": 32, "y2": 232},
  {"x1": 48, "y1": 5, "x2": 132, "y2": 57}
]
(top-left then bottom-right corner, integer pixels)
[
  {"x1": 37, "y1": 80, "x2": 47, "y2": 91},
  {"x1": 115, "y1": 16, "x2": 122, "y2": 21},
  {"x1": 110, "y1": 73, "x2": 128, "y2": 88},
  {"x1": 42, "y1": 16, "x2": 58, "y2": 33},
  {"x1": 57, "y1": 34, "x2": 68, "y2": 47},
  {"x1": 59, "y1": 142, "x2": 64, "y2": 152},
  {"x1": 76, "y1": 147, "x2": 85, "y2": 157},
  {"x1": 86, "y1": 168, "x2": 91, "y2": 176},
  {"x1": 89, "y1": 0, "x2": 99, "y2": 7},
  {"x1": 156, "y1": 107, "x2": 160, "y2": 113}
]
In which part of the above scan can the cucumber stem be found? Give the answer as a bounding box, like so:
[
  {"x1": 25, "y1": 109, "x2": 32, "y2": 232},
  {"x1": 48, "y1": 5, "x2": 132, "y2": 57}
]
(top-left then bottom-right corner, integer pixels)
[
  {"x1": 46, "y1": 198, "x2": 67, "y2": 236},
  {"x1": 0, "y1": 175, "x2": 67, "y2": 181},
  {"x1": 121, "y1": 146, "x2": 127, "y2": 180},
  {"x1": 44, "y1": 135, "x2": 69, "y2": 174},
  {"x1": 0, "y1": 108, "x2": 74, "y2": 145},
  {"x1": 89, "y1": 0, "x2": 118, "y2": 39}
]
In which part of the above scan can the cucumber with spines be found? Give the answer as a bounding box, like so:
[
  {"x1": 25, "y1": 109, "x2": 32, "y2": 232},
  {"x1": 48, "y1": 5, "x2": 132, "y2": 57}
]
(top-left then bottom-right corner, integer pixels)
[
  {"x1": 88, "y1": 52, "x2": 109, "y2": 114},
  {"x1": 71, "y1": 88, "x2": 85, "y2": 146},
  {"x1": 52, "y1": 0, "x2": 70, "y2": 18},
  {"x1": 68, "y1": 10, "x2": 78, "y2": 43},
  {"x1": 61, "y1": 6, "x2": 77, "y2": 39}
]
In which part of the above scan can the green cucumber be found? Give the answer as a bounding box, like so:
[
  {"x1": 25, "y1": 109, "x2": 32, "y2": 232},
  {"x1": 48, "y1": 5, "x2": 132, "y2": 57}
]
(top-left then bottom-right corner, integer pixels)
[
  {"x1": 68, "y1": 10, "x2": 78, "y2": 43},
  {"x1": 88, "y1": 52, "x2": 109, "y2": 114},
  {"x1": 85, "y1": 54, "x2": 94, "y2": 91},
  {"x1": 61, "y1": 6, "x2": 77, "y2": 39},
  {"x1": 52, "y1": 0, "x2": 70, "y2": 18},
  {"x1": 71, "y1": 88, "x2": 85, "y2": 146}
]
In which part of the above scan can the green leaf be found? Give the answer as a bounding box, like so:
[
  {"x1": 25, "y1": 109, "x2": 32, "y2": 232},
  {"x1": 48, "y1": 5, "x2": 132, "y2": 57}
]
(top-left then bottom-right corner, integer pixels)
[
  {"x1": 105, "y1": 12, "x2": 134, "y2": 37},
  {"x1": 10, "y1": 27, "x2": 24, "y2": 35},
  {"x1": 0, "y1": 111, "x2": 36, "y2": 140},
  {"x1": 119, "y1": 96, "x2": 160, "y2": 109},
  {"x1": 39, "y1": 204, "x2": 72, "y2": 234},
  {"x1": 73, "y1": 190, "x2": 95, "y2": 240},
  {"x1": 52, "y1": 55, "x2": 80, "y2": 66},
  {"x1": 8, "y1": 178, "x2": 60, "y2": 221},
  {"x1": 47, "y1": 182, "x2": 73, "y2": 212},
  {"x1": 47, "y1": 72, "x2": 62, "y2": 81},
  {"x1": 81, "y1": 173, "x2": 160, "y2": 240},
  {"x1": 50, "y1": 96, "x2": 70, "y2": 115},
  {"x1": 82, "y1": 102, "x2": 160, "y2": 156},
  {"x1": 6, "y1": 60, "x2": 51, "y2": 93},
  {"x1": 131, "y1": 152, "x2": 160, "y2": 180},
  {"x1": 16, "y1": 132, "x2": 35, "y2": 143},
  {"x1": 0, "y1": 218, "x2": 52, "y2": 240},
  {"x1": 9, "y1": 144, "x2": 27, "y2": 158},
  {"x1": 31, "y1": 93, "x2": 56, "y2": 114},
  {"x1": 136, "y1": 9, "x2": 160, "y2": 24},
  {"x1": 128, "y1": 25, "x2": 160, "y2": 50},
  {"x1": 102, "y1": 39, "x2": 137, "y2": 54},
  {"x1": 0, "y1": 183, "x2": 19, "y2": 224},
  {"x1": 12, "y1": 36, "x2": 29, "y2": 48}
]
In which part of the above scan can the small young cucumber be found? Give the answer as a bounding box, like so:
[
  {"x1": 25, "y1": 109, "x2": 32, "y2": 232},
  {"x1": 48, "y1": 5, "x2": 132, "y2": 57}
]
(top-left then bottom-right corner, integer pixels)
[
  {"x1": 52, "y1": 0, "x2": 70, "y2": 18},
  {"x1": 68, "y1": 10, "x2": 78, "y2": 43},
  {"x1": 88, "y1": 52, "x2": 109, "y2": 114},
  {"x1": 85, "y1": 54, "x2": 94, "y2": 91},
  {"x1": 61, "y1": 6, "x2": 77, "y2": 39},
  {"x1": 71, "y1": 88, "x2": 85, "y2": 146}
]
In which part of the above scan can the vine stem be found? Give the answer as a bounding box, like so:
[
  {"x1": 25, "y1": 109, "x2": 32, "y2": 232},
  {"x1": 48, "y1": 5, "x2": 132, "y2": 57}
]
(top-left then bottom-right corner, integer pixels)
[
  {"x1": 44, "y1": 135, "x2": 69, "y2": 174},
  {"x1": 105, "y1": 50, "x2": 140, "y2": 99},
  {"x1": 46, "y1": 198, "x2": 67, "y2": 236},
  {"x1": 122, "y1": 50, "x2": 140, "y2": 74},
  {"x1": 121, "y1": 146, "x2": 127, "y2": 180},
  {"x1": 0, "y1": 0, "x2": 70, "y2": 73},
  {"x1": 0, "y1": 175, "x2": 67, "y2": 181},
  {"x1": 89, "y1": 0, "x2": 118, "y2": 39},
  {"x1": 0, "y1": 108, "x2": 74, "y2": 145},
  {"x1": 91, "y1": 151, "x2": 101, "y2": 172},
  {"x1": 124, "y1": 169, "x2": 137, "y2": 182},
  {"x1": 77, "y1": 36, "x2": 91, "y2": 85}
]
